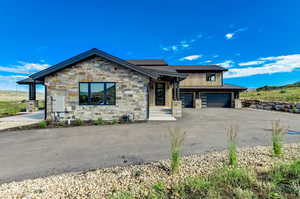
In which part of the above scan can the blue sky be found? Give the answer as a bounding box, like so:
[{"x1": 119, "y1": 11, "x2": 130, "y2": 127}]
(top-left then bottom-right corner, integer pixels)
[{"x1": 1, "y1": 0, "x2": 300, "y2": 91}]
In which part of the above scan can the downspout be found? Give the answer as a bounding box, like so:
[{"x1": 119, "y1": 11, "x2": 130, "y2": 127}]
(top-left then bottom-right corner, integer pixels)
[
  {"x1": 44, "y1": 83, "x2": 47, "y2": 120},
  {"x1": 146, "y1": 79, "x2": 150, "y2": 120}
]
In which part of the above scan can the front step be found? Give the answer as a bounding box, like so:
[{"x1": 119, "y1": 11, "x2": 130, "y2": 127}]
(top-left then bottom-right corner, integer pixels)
[{"x1": 149, "y1": 107, "x2": 176, "y2": 121}]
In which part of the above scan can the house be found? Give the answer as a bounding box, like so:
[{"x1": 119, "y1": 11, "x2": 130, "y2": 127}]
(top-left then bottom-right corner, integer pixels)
[{"x1": 17, "y1": 48, "x2": 246, "y2": 121}]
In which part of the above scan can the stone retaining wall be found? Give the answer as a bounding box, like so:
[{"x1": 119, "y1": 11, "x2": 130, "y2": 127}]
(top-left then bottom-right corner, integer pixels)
[{"x1": 242, "y1": 99, "x2": 300, "y2": 113}]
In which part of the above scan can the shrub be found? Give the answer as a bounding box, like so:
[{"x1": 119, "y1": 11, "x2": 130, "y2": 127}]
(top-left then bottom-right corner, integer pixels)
[
  {"x1": 148, "y1": 183, "x2": 168, "y2": 199},
  {"x1": 58, "y1": 121, "x2": 65, "y2": 126},
  {"x1": 111, "y1": 119, "x2": 119, "y2": 124},
  {"x1": 39, "y1": 121, "x2": 47, "y2": 128},
  {"x1": 74, "y1": 118, "x2": 83, "y2": 126},
  {"x1": 280, "y1": 90, "x2": 287, "y2": 94},
  {"x1": 94, "y1": 117, "x2": 104, "y2": 125},
  {"x1": 169, "y1": 127, "x2": 186, "y2": 175},
  {"x1": 227, "y1": 125, "x2": 238, "y2": 167},
  {"x1": 272, "y1": 121, "x2": 285, "y2": 157},
  {"x1": 292, "y1": 104, "x2": 297, "y2": 113}
]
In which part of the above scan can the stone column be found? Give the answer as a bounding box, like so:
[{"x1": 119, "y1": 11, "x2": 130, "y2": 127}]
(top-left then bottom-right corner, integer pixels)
[
  {"x1": 26, "y1": 100, "x2": 39, "y2": 112},
  {"x1": 234, "y1": 99, "x2": 242, "y2": 109},
  {"x1": 195, "y1": 98, "x2": 202, "y2": 109},
  {"x1": 172, "y1": 100, "x2": 182, "y2": 118}
]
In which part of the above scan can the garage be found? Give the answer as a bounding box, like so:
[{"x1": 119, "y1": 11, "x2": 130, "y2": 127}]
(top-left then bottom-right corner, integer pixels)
[{"x1": 201, "y1": 93, "x2": 232, "y2": 108}]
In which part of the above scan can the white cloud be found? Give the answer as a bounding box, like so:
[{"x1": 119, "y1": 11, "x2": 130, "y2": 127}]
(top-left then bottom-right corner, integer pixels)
[
  {"x1": 0, "y1": 61, "x2": 49, "y2": 74},
  {"x1": 225, "y1": 33, "x2": 234, "y2": 40},
  {"x1": 218, "y1": 60, "x2": 234, "y2": 68},
  {"x1": 180, "y1": 55, "x2": 202, "y2": 61},
  {"x1": 238, "y1": 60, "x2": 265, "y2": 66},
  {"x1": 225, "y1": 54, "x2": 300, "y2": 78},
  {"x1": 0, "y1": 75, "x2": 29, "y2": 91},
  {"x1": 225, "y1": 27, "x2": 248, "y2": 40},
  {"x1": 161, "y1": 33, "x2": 204, "y2": 52},
  {"x1": 170, "y1": 45, "x2": 178, "y2": 51},
  {"x1": 204, "y1": 60, "x2": 212, "y2": 63}
]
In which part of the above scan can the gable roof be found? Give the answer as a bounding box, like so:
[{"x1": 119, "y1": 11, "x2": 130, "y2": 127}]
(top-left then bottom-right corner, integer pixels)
[
  {"x1": 30, "y1": 48, "x2": 161, "y2": 80},
  {"x1": 126, "y1": 59, "x2": 168, "y2": 66}
]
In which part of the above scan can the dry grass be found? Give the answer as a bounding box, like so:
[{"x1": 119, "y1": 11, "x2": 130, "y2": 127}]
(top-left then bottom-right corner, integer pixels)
[
  {"x1": 241, "y1": 87, "x2": 300, "y2": 102},
  {"x1": 0, "y1": 90, "x2": 43, "y2": 102}
]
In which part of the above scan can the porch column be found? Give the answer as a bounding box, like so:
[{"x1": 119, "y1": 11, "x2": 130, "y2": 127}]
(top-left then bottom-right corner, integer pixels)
[
  {"x1": 172, "y1": 79, "x2": 180, "y2": 100},
  {"x1": 27, "y1": 83, "x2": 38, "y2": 112},
  {"x1": 172, "y1": 79, "x2": 182, "y2": 118},
  {"x1": 29, "y1": 83, "x2": 36, "y2": 100}
]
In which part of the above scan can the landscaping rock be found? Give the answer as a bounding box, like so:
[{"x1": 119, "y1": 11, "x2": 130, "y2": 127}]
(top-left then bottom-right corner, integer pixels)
[{"x1": 0, "y1": 144, "x2": 299, "y2": 199}]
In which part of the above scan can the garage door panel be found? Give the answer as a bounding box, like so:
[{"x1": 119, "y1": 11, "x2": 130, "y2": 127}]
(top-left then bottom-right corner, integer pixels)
[
  {"x1": 201, "y1": 93, "x2": 231, "y2": 108},
  {"x1": 180, "y1": 93, "x2": 193, "y2": 108}
]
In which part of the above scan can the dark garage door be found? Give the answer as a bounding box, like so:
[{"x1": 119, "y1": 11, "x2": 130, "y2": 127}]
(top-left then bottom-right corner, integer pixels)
[
  {"x1": 201, "y1": 93, "x2": 232, "y2": 108},
  {"x1": 180, "y1": 93, "x2": 193, "y2": 108}
]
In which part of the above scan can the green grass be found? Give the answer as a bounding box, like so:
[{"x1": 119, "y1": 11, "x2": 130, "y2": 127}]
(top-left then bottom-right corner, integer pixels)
[
  {"x1": 113, "y1": 161, "x2": 300, "y2": 199},
  {"x1": 169, "y1": 127, "x2": 185, "y2": 175},
  {"x1": 227, "y1": 125, "x2": 238, "y2": 167},
  {"x1": 0, "y1": 101, "x2": 44, "y2": 117},
  {"x1": 272, "y1": 121, "x2": 285, "y2": 157},
  {"x1": 0, "y1": 101, "x2": 26, "y2": 116},
  {"x1": 241, "y1": 87, "x2": 300, "y2": 102}
]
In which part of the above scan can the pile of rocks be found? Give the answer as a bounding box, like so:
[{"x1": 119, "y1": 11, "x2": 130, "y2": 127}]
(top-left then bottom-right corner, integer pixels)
[
  {"x1": 242, "y1": 99, "x2": 300, "y2": 113},
  {"x1": 0, "y1": 144, "x2": 299, "y2": 199}
]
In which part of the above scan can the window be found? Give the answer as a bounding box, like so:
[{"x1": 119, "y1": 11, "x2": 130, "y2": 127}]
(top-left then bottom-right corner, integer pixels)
[
  {"x1": 79, "y1": 82, "x2": 116, "y2": 105},
  {"x1": 206, "y1": 73, "x2": 216, "y2": 82}
]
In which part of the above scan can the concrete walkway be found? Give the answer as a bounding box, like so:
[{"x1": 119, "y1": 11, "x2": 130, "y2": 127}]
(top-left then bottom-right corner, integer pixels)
[{"x1": 0, "y1": 111, "x2": 44, "y2": 130}]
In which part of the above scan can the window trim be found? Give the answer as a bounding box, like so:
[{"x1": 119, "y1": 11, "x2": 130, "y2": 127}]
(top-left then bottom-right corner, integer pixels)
[
  {"x1": 79, "y1": 82, "x2": 116, "y2": 105},
  {"x1": 206, "y1": 73, "x2": 216, "y2": 82}
]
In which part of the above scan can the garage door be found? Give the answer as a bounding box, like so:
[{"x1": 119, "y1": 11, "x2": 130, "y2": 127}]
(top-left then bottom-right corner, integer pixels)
[
  {"x1": 201, "y1": 93, "x2": 232, "y2": 108},
  {"x1": 180, "y1": 93, "x2": 193, "y2": 108}
]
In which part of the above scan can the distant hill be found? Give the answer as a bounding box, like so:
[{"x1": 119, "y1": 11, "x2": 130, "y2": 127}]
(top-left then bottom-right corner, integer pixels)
[
  {"x1": 256, "y1": 81, "x2": 300, "y2": 91},
  {"x1": 241, "y1": 81, "x2": 300, "y2": 102},
  {"x1": 0, "y1": 90, "x2": 44, "y2": 101}
]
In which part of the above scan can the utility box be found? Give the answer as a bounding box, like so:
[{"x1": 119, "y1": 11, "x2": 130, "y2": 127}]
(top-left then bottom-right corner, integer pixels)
[{"x1": 52, "y1": 96, "x2": 65, "y2": 112}]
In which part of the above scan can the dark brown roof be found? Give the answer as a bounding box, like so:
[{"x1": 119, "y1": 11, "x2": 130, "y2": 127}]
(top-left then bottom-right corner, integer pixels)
[
  {"x1": 17, "y1": 77, "x2": 44, "y2": 85},
  {"x1": 180, "y1": 84, "x2": 247, "y2": 90},
  {"x1": 126, "y1": 59, "x2": 168, "y2": 66},
  {"x1": 139, "y1": 65, "x2": 228, "y2": 72},
  {"x1": 168, "y1": 65, "x2": 228, "y2": 71}
]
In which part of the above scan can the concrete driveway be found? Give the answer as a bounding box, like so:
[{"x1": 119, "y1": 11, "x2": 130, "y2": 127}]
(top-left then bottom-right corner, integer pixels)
[
  {"x1": 0, "y1": 111, "x2": 44, "y2": 130},
  {"x1": 1, "y1": 108, "x2": 300, "y2": 184}
]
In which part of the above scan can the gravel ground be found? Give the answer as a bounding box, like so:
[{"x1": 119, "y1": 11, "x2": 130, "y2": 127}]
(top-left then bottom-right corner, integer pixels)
[{"x1": 0, "y1": 144, "x2": 299, "y2": 199}]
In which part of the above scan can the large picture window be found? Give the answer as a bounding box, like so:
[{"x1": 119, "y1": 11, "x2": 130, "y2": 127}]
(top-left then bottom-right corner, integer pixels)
[{"x1": 79, "y1": 82, "x2": 116, "y2": 105}]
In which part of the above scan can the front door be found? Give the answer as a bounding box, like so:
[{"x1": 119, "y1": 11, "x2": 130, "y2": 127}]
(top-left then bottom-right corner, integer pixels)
[{"x1": 155, "y1": 82, "x2": 165, "y2": 106}]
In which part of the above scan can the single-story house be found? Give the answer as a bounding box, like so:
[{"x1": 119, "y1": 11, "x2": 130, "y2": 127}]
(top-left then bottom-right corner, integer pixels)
[{"x1": 18, "y1": 48, "x2": 246, "y2": 121}]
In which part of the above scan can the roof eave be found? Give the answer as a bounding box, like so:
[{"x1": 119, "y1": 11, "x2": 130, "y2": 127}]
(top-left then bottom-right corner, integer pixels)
[{"x1": 30, "y1": 48, "x2": 159, "y2": 80}]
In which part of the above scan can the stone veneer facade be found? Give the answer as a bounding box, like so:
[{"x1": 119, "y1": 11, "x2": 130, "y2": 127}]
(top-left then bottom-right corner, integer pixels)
[{"x1": 44, "y1": 57, "x2": 149, "y2": 121}]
